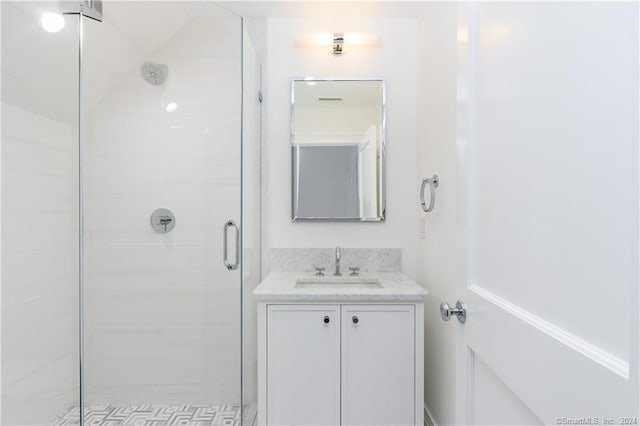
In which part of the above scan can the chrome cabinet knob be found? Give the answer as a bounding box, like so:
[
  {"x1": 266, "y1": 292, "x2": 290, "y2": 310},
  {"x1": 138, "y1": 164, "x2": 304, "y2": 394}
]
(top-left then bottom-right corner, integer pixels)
[
  {"x1": 440, "y1": 300, "x2": 467, "y2": 323},
  {"x1": 352, "y1": 316, "x2": 359, "y2": 324},
  {"x1": 323, "y1": 315, "x2": 330, "y2": 324}
]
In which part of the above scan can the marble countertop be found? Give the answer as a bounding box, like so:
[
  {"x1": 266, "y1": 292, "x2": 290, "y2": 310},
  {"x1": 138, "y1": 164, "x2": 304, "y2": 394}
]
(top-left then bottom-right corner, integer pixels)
[{"x1": 253, "y1": 272, "x2": 428, "y2": 302}]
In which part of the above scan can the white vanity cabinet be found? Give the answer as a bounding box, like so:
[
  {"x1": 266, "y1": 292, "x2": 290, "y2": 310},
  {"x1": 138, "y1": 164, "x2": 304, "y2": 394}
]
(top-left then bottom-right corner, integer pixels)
[
  {"x1": 265, "y1": 305, "x2": 341, "y2": 426},
  {"x1": 257, "y1": 302, "x2": 424, "y2": 426},
  {"x1": 341, "y1": 305, "x2": 416, "y2": 426}
]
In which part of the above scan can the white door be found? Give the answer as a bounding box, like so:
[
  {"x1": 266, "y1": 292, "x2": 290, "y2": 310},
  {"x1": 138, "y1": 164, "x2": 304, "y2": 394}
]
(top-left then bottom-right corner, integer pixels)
[
  {"x1": 266, "y1": 305, "x2": 340, "y2": 426},
  {"x1": 341, "y1": 305, "x2": 415, "y2": 426},
  {"x1": 451, "y1": 2, "x2": 639, "y2": 424}
]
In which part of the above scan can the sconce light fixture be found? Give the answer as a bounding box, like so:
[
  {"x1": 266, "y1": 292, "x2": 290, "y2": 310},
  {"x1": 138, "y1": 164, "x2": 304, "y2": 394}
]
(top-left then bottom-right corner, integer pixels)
[
  {"x1": 295, "y1": 32, "x2": 381, "y2": 56},
  {"x1": 332, "y1": 32, "x2": 344, "y2": 55}
]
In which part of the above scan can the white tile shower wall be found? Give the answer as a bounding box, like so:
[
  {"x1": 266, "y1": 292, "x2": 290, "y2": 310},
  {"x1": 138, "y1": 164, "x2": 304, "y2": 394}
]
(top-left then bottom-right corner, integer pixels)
[
  {"x1": 1, "y1": 104, "x2": 79, "y2": 424},
  {"x1": 82, "y1": 12, "x2": 243, "y2": 405},
  {"x1": 268, "y1": 248, "x2": 401, "y2": 273},
  {"x1": 262, "y1": 17, "x2": 418, "y2": 277}
]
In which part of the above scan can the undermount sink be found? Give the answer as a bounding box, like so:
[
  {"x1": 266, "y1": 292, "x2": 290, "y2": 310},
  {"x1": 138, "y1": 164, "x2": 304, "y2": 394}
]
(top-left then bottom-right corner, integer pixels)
[{"x1": 295, "y1": 277, "x2": 383, "y2": 289}]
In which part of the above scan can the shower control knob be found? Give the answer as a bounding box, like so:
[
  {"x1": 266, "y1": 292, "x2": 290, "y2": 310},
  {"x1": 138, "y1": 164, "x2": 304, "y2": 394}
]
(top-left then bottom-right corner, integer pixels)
[
  {"x1": 323, "y1": 316, "x2": 330, "y2": 324},
  {"x1": 150, "y1": 208, "x2": 175, "y2": 233},
  {"x1": 352, "y1": 316, "x2": 359, "y2": 324}
]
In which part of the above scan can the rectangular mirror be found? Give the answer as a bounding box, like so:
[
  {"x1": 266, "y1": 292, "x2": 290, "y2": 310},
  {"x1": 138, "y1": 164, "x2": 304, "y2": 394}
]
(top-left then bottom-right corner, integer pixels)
[{"x1": 291, "y1": 78, "x2": 386, "y2": 221}]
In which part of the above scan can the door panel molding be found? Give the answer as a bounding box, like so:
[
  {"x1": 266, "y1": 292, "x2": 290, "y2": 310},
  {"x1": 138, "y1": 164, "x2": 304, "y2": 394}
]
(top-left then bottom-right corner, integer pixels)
[
  {"x1": 465, "y1": 348, "x2": 475, "y2": 426},
  {"x1": 470, "y1": 284, "x2": 629, "y2": 379},
  {"x1": 463, "y1": 291, "x2": 634, "y2": 423},
  {"x1": 469, "y1": 348, "x2": 545, "y2": 425}
]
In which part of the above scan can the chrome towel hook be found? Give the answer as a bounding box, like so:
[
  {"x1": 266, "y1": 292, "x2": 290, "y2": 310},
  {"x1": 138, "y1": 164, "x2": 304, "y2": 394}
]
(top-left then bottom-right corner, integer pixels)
[{"x1": 420, "y1": 174, "x2": 439, "y2": 213}]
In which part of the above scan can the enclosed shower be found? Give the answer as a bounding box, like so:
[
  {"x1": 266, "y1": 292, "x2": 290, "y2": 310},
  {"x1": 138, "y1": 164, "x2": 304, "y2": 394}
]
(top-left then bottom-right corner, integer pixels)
[{"x1": 1, "y1": 1, "x2": 261, "y2": 425}]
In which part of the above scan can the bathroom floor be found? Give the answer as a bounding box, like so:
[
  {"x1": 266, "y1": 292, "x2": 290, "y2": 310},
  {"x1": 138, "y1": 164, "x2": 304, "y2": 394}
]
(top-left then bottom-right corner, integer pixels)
[{"x1": 52, "y1": 404, "x2": 256, "y2": 426}]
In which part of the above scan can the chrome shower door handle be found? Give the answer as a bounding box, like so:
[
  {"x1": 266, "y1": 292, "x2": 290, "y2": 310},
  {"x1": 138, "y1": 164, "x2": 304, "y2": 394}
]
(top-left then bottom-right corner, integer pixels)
[
  {"x1": 223, "y1": 220, "x2": 240, "y2": 271},
  {"x1": 420, "y1": 174, "x2": 439, "y2": 213}
]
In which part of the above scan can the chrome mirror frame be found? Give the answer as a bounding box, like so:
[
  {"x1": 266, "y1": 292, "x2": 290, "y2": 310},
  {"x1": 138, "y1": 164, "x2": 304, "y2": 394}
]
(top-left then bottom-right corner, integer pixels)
[{"x1": 290, "y1": 77, "x2": 386, "y2": 222}]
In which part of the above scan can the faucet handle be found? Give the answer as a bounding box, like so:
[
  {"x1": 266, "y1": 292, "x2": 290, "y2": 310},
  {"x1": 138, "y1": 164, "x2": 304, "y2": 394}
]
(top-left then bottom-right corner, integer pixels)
[
  {"x1": 348, "y1": 267, "x2": 360, "y2": 276},
  {"x1": 313, "y1": 266, "x2": 326, "y2": 276}
]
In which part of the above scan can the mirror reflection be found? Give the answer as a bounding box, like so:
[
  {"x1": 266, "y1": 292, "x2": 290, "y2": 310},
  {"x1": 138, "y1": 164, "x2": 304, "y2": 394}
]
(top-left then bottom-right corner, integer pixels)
[{"x1": 291, "y1": 79, "x2": 385, "y2": 221}]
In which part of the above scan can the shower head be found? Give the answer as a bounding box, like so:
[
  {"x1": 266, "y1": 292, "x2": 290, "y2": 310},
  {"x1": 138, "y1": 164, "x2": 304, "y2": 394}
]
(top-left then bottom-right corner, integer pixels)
[{"x1": 140, "y1": 61, "x2": 168, "y2": 86}]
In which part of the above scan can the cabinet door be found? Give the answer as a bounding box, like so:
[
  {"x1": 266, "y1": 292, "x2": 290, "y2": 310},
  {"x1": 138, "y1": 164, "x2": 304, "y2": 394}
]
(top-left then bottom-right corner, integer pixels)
[
  {"x1": 341, "y1": 305, "x2": 415, "y2": 426},
  {"x1": 267, "y1": 305, "x2": 340, "y2": 426}
]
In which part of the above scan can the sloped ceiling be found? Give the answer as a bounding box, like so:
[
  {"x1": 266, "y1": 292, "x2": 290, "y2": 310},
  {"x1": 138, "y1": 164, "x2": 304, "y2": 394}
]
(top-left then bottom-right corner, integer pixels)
[
  {"x1": 1, "y1": 2, "x2": 80, "y2": 124},
  {"x1": 1, "y1": 1, "x2": 226, "y2": 123}
]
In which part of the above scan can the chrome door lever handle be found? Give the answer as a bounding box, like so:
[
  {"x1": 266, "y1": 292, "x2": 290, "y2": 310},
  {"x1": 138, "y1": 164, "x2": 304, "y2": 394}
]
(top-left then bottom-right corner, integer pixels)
[{"x1": 440, "y1": 300, "x2": 466, "y2": 323}]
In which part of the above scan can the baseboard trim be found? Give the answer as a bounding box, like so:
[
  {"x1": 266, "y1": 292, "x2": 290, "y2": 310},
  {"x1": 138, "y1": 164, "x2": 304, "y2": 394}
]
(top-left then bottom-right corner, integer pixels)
[{"x1": 424, "y1": 403, "x2": 437, "y2": 426}]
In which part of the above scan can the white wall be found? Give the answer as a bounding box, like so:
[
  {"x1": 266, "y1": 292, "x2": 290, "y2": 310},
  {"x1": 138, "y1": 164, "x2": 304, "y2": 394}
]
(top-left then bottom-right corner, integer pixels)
[
  {"x1": 416, "y1": 3, "x2": 459, "y2": 425},
  {"x1": 262, "y1": 16, "x2": 418, "y2": 276},
  {"x1": 82, "y1": 6, "x2": 244, "y2": 405}
]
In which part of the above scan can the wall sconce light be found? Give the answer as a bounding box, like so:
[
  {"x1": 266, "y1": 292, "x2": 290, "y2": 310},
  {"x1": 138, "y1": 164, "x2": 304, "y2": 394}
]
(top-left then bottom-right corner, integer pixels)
[
  {"x1": 332, "y1": 32, "x2": 344, "y2": 55},
  {"x1": 295, "y1": 32, "x2": 382, "y2": 56}
]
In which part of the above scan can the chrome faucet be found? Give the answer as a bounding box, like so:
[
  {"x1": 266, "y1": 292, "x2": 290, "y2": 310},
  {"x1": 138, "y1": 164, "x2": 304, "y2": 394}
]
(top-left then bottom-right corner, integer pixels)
[{"x1": 334, "y1": 246, "x2": 342, "y2": 276}]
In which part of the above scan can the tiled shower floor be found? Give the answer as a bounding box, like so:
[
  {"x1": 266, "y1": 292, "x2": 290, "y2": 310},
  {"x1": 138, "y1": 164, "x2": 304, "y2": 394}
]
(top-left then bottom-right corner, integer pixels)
[{"x1": 52, "y1": 404, "x2": 256, "y2": 426}]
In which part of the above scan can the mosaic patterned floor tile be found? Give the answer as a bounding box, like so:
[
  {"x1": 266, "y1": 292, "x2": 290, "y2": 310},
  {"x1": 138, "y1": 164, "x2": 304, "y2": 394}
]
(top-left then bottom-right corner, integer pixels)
[{"x1": 52, "y1": 403, "x2": 255, "y2": 426}]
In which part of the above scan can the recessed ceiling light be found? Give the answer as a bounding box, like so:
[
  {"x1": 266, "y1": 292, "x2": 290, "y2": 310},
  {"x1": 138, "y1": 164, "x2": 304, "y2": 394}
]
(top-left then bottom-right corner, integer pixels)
[
  {"x1": 165, "y1": 102, "x2": 178, "y2": 112},
  {"x1": 41, "y1": 13, "x2": 65, "y2": 33}
]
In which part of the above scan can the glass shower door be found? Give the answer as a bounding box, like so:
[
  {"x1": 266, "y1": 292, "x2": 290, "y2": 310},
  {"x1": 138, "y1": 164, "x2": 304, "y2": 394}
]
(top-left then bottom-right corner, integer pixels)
[
  {"x1": 1, "y1": 3, "x2": 80, "y2": 425},
  {"x1": 80, "y1": 2, "x2": 244, "y2": 424}
]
